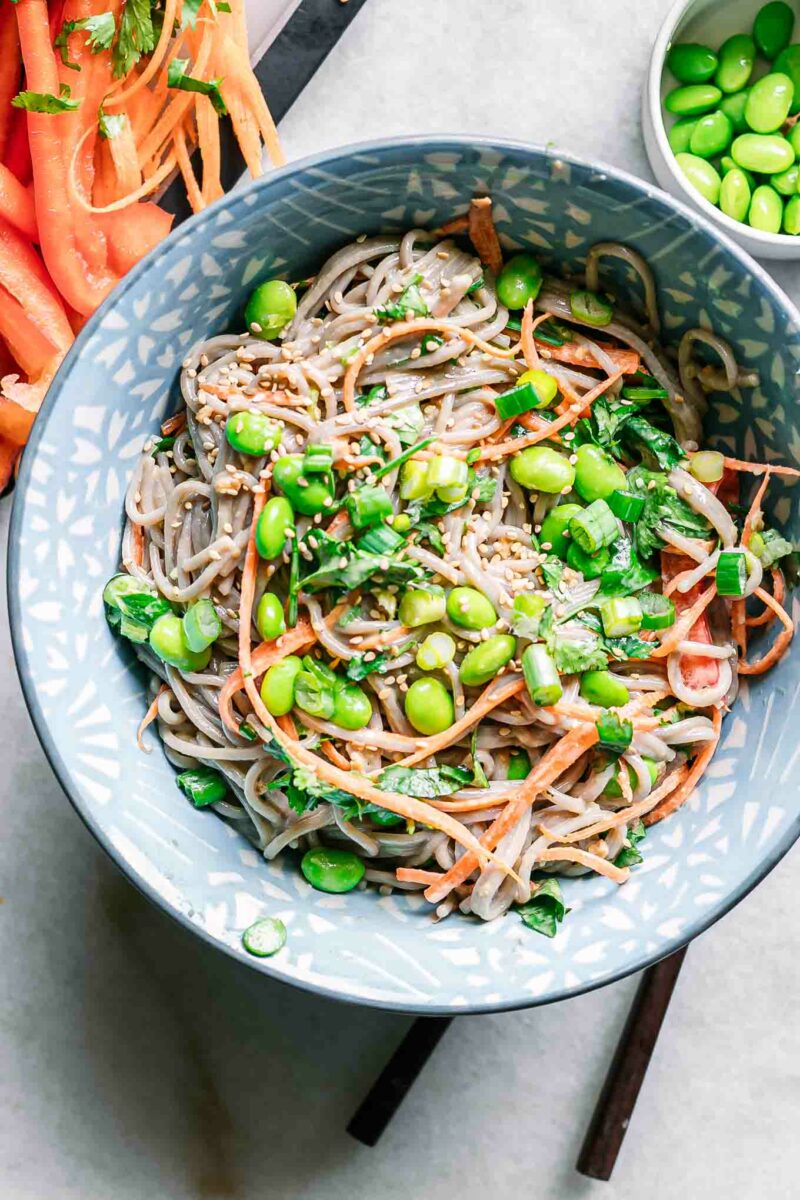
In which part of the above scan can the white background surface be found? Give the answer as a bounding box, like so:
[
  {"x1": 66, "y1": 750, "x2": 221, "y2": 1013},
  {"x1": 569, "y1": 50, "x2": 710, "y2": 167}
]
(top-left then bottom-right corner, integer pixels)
[{"x1": 2, "y1": 2, "x2": 799, "y2": 1197}]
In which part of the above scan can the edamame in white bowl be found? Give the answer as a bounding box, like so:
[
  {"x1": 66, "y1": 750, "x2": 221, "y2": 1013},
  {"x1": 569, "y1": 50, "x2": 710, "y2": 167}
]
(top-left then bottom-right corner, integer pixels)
[{"x1": 643, "y1": 0, "x2": 800, "y2": 259}]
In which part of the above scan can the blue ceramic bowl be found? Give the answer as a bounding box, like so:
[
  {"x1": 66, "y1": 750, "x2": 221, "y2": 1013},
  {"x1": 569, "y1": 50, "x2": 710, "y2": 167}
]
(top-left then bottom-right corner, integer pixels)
[{"x1": 9, "y1": 138, "x2": 800, "y2": 1014}]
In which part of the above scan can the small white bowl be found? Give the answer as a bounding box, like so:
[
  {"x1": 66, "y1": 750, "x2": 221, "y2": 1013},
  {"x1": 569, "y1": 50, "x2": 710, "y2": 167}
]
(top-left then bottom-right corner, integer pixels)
[{"x1": 643, "y1": 0, "x2": 800, "y2": 260}]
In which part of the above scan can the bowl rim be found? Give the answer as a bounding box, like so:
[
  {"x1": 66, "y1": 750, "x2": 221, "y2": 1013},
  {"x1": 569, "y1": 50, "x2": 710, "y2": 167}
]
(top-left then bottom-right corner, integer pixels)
[
  {"x1": 8, "y1": 132, "x2": 800, "y2": 1015},
  {"x1": 648, "y1": 0, "x2": 800, "y2": 249}
]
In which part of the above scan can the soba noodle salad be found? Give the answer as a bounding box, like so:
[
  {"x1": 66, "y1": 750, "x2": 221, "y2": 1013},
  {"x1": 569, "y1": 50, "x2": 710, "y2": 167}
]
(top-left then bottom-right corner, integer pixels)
[{"x1": 105, "y1": 198, "x2": 797, "y2": 940}]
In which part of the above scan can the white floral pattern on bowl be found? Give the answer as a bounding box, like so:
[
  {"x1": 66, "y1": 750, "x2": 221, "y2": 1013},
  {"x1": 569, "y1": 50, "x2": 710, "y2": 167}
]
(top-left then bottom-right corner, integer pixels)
[{"x1": 8, "y1": 138, "x2": 800, "y2": 1014}]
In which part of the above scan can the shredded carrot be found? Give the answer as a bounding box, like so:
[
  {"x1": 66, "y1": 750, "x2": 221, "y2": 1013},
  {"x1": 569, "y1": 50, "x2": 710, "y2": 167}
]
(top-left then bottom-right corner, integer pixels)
[
  {"x1": 737, "y1": 587, "x2": 794, "y2": 674},
  {"x1": 395, "y1": 868, "x2": 445, "y2": 886},
  {"x1": 478, "y1": 370, "x2": 624, "y2": 462},
  {"x1": 746, "y1": 568, "x2": 785, "y2": 628},
  {"x1": 721, "y1": 456, "x2": 800, "y2": 479},
  {"x1": 394, "y1": 677, "x2": 526, "y2": 769},
  {"x1": 355, "y1": 625, "x2": 412, "y2": 651},
  {"x1": 161, "y1": 411, "x2": 187, "y2": 437},
  {"x1": 437, "y1": 214, "x2": 469, "y2": 235},
  {"x1": 467, "y1": 196, "x2": 503, "y2": 276},
  {"x1": 131, "y1": 521, "x2": 145, "y2": 569},
  {"x1": 534, "y1": 847, "x2": 630, "y2": 884},
  {"x1": 650, "y1": 585, "x2": 717, "y2": 657},
  {"x1": 644, "y1": 710, "x2": 722, "y2": 826},
  {"x1": 540, "y1": 340, "x2": 640, "y2": 375},
  {"x1": 137, "y1": 684, "x2": 168, "y2": 751},
  {"x1": 742, "y1": 469, "x2": 771, "y2": 546},
  {"x1": 520, "y1": 304, "x2": 555, "y2": 370},
  {"x1": 321, "y1": 740, "x2": 352, "y2": 771}
]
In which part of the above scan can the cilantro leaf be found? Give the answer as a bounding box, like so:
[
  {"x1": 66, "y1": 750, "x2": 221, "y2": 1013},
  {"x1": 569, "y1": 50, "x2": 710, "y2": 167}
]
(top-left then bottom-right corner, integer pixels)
[
  {"x1": 55, "y1": 13, "x2": 115, "y2": 70},
  {"x1": 12, "y1": 84, "x2": 80, "y2": 114},
  {"x1": 300, "y1": 529, "x2": 425, "y2": 593},
  {"x1": 167, "y1": 58, "x2": 227, "y2": 115},
  {"x1": 378, "y1": 764, "x2": 473, "y2": 798},
  {"x1": 344, "y1": 651, "x2": 391, "y2": 681},
  {"x1": 622, "y1": 416, "x2": 686, "y2": 472},
  {"x1": 470, "y1": 727, "x2": 489, "y2": 789},
  {"x1": 516, "y1": 877, "x2": 570, "y2": 938},
  {"x1": 548, "y1": 622, "x2": 607, "y2": 673},
  {"x1": 113, "y1": 0, "x2": 156, "y2": 78},
  {"x1": 408, "y1": 468, "x2": 496, "y2": 523},
  {"x1": 374, "y1": 273, "x2": 429, "y2": 322},
  {"x1": 627, "y1": 466, "x2": 712, "y2": 559},
  {"x1": 540, "y1": 556, "x2": 564, "y2": 592},
  {"x1": 598, "y1": 534, "x2": 659, "y2": 597},
  {"x1": 614, "y1": 817, "x2": 647, "y2": 868}
]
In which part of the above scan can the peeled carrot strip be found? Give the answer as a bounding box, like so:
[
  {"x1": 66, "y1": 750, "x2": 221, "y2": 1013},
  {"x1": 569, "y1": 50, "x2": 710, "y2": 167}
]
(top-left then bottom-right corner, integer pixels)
[
  {"x1": 737, "y1": 588, "x2": 794, "y2": 675},
  {"x1": 538, "y1": 339, "x2": 640, "y2": 375},
  {"x1": 478, "y1": 370, "x2": 624, "y2": 462},
  {"x1": 423, "y1": 722, "x2": 600, "y2": 905},
  {"x1": 0, "y1": 164, "x2": 37, "y2": 241},
  {"x1": 196, "y1": 94, "x2": 223, "y2": 205},
  {"x1": 15, "y1": 0, "x2": 118, "y2": 314},
  {"x1": 644, "y1": 709, "x2": 722, "y2": 826},
  {"x1": 535, "y1": 847, "x2": 630, "y2": 883},
  {"x1": 468, "y1": 196, "x2": 502, "y2": 276}
]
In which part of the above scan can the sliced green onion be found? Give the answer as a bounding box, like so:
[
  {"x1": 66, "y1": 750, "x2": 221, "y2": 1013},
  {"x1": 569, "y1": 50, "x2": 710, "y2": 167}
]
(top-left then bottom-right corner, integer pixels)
[
  {"x1": 569, "y1": 289, "x2": 613, "y2": 327},
  {"x1": 495, "y1": 381, "x2": 539, "y2": 420},
  {"x1": 421, "y1": 333, "x2": 444, "y2": 353},
  {"x1": 346, "y1": 485, "x2": 393, "y2": 528},
  {"x1": 689, "y1": 450, "x2": 725, "y2": 484},
  {"x1": 535, "y1": 318, "x2": 572, "y2": 346},
  {"x1": 303, "y1": 444, "x2": 333, "y2": 474},
  {"x1": 600, "y1": 596, "x2": 643, "y2": 637},
  {"x1": 505, "y1": 316, "x2": 522, "y2": 332},
  {"x1": 399, "y1": 459, "x2": 433, "y2": 500},
  {"x1": 716, "y1": 550, "x2": 747, "y2": 597},
  {"x1": 151, "y1": 435, "x2": 175, "y2": 456},
  {"x1": 607, "y1": 489, "x2": 645, "y2": 521},
  {"x1": 621, "y1": 371, "x2": 669, "y2": 401},
  {"x1": 356, "y1": 524, "x2": 406, "y2": 555},
  {"x1": 595, "y1": 711, "x2": 633, "y2": 754},
  {"x1": 639, "y1": 592, "x2": 676, "y2": 630},
  {"x1": 569, "y1": 499, "x2": 619, "y2": 554},
  {"x1": 426, "y1": 455, "x2": 468, "y2": 500},
  {"x1": 238, "y1": 721, "x2": 258, "y2": 742},
  {"x1": 751, "y1": 527, "x2": 793, "y2": 568},
  {"x1": 242, "y1": 916, "x2": 286, "y2": 957},
  {"x1": 183, "y1": 598, "x2": 221, "y2": 653},
  {"x1": 176, "y1": 766, "x2": 227, "y2": 807},
  {"x1": 287, "y1": 536, "x2": 299, "y2": 627},
  {"x1": 294, "y1": 670, "x2": 335, "y2": 718},
  {"x1": 521, "y1": 643, "x2": 563, "y2": 707},
  {"x1": 370, "y1": 436, "x2": 436, "y2": 484},
  {"x1": 416, "y1": 631, "x2": 456, "y2": 671}
]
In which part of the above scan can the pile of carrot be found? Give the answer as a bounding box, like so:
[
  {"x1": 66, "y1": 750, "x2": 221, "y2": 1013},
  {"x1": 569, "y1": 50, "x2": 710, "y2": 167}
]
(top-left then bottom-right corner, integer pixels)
[{"x1": 0, "y1": 0, "x2": 282, "y2": 492}]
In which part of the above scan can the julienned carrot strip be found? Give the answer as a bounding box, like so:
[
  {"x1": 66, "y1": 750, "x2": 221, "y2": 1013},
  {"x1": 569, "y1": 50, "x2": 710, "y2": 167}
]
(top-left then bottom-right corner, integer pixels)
[
  {"x1": 395, "y1": 868, "x2": 443, "y2": 886},
  {"x1": 226, "y1": 495, "x2": 518, "y2": 879},
  {"x1": 554, "y1": 768, "x2": 689, "y2": 844},
  {"x1": 175, "y1": 121, "x2": 205, "y2": 213},
  {"x1": 0, "y1": 164, "x2": 37, "y2": 241},
  {"x1": 321, "y1": 740, "x2": 352, "y2": 771},
  {"x1": 468, "y1": 197, "x2": 502, "y2": 276},
  {"x1": 15, "y1": 0, "x2": 118, "y2": 314},
  {"x1": 196, "y1": 94, "x2": 223, "y2": 205},
  {"x1": 520, "y1": 304, "x2": 555, "y2": 370},
  {"x1": 103, "y1": 0, "x2": 179, "y2": 110},
  {"x1": 105, "y1": 115, "x2": 143, "y2": 201},
  {"x1": 393, "y1": 677, "x2": 526, "y2": 769},
  {"x1": 747, "y1": 569, "x2": 785, "y2": 628},
  {"x1": 737, "y1": 587, "x2": 794, "y2": 675},
  {"x1": 136, "y1": 683, "x2": 167, "y2": 751},
  {"x1": 136, "y1": 25, "x2": 213, "y2": 168},
  {"x1": 478, "y1": 370, "x2": 624, "y2": 463},
  {"x1": 0, "y1": 218, "x2": 74, "y2": 354},
  {"x1": 342, "y1": 318, "x2": 519, "y2": 411},
  {"x1": 219, "y1": 619, "x2": 317, "y2": 719},
  {"x1": 100, "y1": 204, "x2": 174, "y2": 275},
  {"x1": 216, "y1": 33, "x2": 284, "y2": 168},
  {"x1": 0, "y1": 7, "x2": 21, "y2": 161},
  {"x1": 534, "y1": 847, "x2": 630, "y2": 883},
  {"x1": 161, "y1": 411, "x2": 187, "y2": 437},
  {"x1": 660, "y1": 552, "x2": 719, "y2": 688},
  {"x1": 423, "y1": 722, "x2": 600, "y2": 904},
  {"x1": 644, "y1": 709, "x2": 722, "y2": 826},
  {"x1": 721, "y1": 456, "x2": 800, "y2": 479},
  {"x1": 538, "y1": 340, "x2": 640, "y2": 375}
]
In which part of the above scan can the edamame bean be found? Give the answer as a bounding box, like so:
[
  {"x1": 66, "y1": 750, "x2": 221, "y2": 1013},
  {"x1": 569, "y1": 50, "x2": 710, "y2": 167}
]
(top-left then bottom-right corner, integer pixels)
[
  {"x1": 539, "y1": 502, "x2": 584, "y2": 557},
  {"x1": 665, "y1": 83, "x2": 722, "y2": 115},
  {"x1": 255, "y1": 592, "x2": 286, "y2": 642},
  {"x1": 731, "y1": 132, "x2": 794, "y2": 173},
  {"x1": 566, "y1": 541, "x2": 612, "y2": 579},
  {"x1": 301, "y1": 847, "x2": 365, "y2": 893},
  {"x1": 675, "y1": 152, "x2": 722, "y2": 204},
  {"x1": 446, "y1": 586, "x2": 496, "y2": 630},
  {"x1": 507, "y1": 749, "x2": 531, "y2": 780},
  {"x1": 579, "y1": 670, "x2": 630, "y2": 708},
  {"x1": 260, "y1": 655, "x2": 302, "y2": 716},
  {"x1": 715, "y1": 34, "x2": 755, "y2": 93},
  {"x1": 788, "y1": 122, "x2": 800, "y2": 157},
  {"x1": 226, "y1": 412, "x2": 283, "y2": 456},
  {"x1": 753, "y1": 1, "x2": 794, "y2": 59},
  {"x1": 332, "y1": 681, "x2": 372, "y2": 730},
  {"x1": 784, "y1": 193, "x2": 800, "y2": 232},
  {"x1": 398, "y1": 587, "x2": 446, "y2": 627},
  {"x1": 771, "y1": 163, "x2": 800, "y2": 193},
  {"x1": 404, "y1": 677, "x2": 454, "y2": 735},
  {"x1": 748, "y1": 184, "x2": 784, "y2": 231},
  {"x1": 744, "y1": 72, "x2": 794, "y2": 133},
  {"x1": 510, "y1": 446, "x2": 576, "y2": 494},
  {"x1": 516, "y1": 368, "x2": 559, "y2": 408},
  {"x1": 667, "y1": 42, "x2": 718, "y2": 84},
  {"x1": 272, "y1": 455, "x2": 333, "y2": 515},
  {"x1": 495, "y1": 254, "x2": 543, "y2": 310},
  {"x1": 719, "y1": 90, "x2": 751, "y2": 133},
  {"x1": 689, "y1": 110, "x2": 733, "y2": 158},
  {"x1": 773, "y1": 44, "x2": 800, "y2": 113},
  {"x1": 149, "y1": 613, "x2": 211, "y2": 672},
  {"x1": 255, "y1": 496, "x2": 295, "y2": 560},
  {"x1": 459, "y1": 634, "x2": 517, "y2": 687},
  {"x1": 245, "y1": 279, "x2": 297, "y2": 339},
  {"x1": 667, "y1": 116, "x2": 698, "y2": 154},
  {"x1": 721, "y1": 157, "x2": 756, "y2": 188},
  {"x1": 574, "y1": 443, "x2": 626, "y2": 503},
  {"x1": 416, "y1": 632, "x2": 456, "y2": 671},
  {"x1": 720, "y1": 167, "x2": 752, "y2": 221}
]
